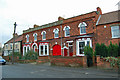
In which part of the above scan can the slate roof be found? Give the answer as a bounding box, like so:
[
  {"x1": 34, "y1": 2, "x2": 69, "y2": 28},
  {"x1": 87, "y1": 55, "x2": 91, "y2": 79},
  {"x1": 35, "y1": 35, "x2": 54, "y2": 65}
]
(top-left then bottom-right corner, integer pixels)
[{"x1": 97, "y1": 10, "x2": 120, "y2": 25}]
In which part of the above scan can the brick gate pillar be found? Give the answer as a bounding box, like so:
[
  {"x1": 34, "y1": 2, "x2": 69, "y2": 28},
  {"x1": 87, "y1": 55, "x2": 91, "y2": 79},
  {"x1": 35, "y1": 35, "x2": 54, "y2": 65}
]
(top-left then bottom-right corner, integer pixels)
[
  {"x1": 83, "y1": 56, "x2": 87, "y2": 68},
  {"x1": 96, "y1": 55, "x2": 100, "y2": 67}
]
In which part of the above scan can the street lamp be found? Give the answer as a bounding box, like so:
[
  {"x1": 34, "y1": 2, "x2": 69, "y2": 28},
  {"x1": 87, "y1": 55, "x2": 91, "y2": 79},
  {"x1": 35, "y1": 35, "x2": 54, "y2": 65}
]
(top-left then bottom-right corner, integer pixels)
[{"x1": 12, "y1": 22, "x2": 17, "y2": 64}]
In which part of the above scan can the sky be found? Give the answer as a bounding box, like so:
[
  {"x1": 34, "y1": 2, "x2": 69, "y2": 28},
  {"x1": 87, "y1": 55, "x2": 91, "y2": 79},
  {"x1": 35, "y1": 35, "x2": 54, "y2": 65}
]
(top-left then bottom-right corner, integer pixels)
[{"x1": 0, "y1": 0, "x2": 120, "y2": 47}]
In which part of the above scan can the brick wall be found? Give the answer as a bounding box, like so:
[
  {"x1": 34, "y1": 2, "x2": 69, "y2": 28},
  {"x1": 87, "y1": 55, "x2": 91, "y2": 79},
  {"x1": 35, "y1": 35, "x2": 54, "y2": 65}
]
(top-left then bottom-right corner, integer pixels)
[
  {"x1": 50, "y1": 56, "x2": 87, "y2": 67},
  {"x1": 96, "y1": 55, "x2": 119, "y2": 69},
  {"x1": 96, "y1": 22, "x2": 120, "y2": 46}
]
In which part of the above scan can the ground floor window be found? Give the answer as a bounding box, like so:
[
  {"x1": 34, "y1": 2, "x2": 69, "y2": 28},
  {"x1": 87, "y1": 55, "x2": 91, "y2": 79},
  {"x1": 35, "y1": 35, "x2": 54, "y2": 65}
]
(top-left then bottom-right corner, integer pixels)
[
  {"x1": 76, "y1": 38, "x2": 92, "y2": 56},
  {"x1": 23, "y1": 45, "x2": 30, "y2": 56},
  {"x1": 39, "y1": 43, "x2": 49, "y2": 56}
]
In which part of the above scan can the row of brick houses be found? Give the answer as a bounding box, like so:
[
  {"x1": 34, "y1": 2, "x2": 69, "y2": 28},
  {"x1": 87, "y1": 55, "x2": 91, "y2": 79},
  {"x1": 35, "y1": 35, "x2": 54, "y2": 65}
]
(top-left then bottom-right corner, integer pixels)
[
  {"x1": 22, "y1": 7, "x2": 120, "y2": 58},
  {"x1": 4, "y1": 7, "x2": 120, "y2": 58}
]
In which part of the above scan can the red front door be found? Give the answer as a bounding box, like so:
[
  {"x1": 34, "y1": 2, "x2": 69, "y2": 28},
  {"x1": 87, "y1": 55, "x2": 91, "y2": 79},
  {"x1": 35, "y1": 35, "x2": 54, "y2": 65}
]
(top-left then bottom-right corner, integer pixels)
[
  {"x1": 53, "y1": 45, "x2": 61, "y2": 56},
  {"x1": 64, "y1": 48, "x2": 67, "y2": 56}
]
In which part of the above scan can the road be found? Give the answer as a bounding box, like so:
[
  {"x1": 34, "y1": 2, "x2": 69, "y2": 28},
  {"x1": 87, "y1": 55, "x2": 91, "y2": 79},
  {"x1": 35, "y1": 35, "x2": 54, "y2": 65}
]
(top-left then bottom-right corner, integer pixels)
[{"x1": 1, "y1": 62, "x2": 119, "y2": 78}]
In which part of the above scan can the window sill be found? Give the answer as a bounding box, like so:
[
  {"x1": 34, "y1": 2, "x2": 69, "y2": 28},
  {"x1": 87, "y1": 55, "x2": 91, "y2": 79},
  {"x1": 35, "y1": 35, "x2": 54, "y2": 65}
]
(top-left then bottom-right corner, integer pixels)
[
  {"x1": 76, "y1": 54, "x2": 85, "y2": 56},
  {"x1": 39, "y1": 55, "x2": 49, "y2": 56},
  {"x1": 111, "y1": 37, "x2": 120, "y2": 39},
  {"x1": 65, "y1": 35, "x2": 70, "y2": 38},
  {"x1": 54, "y1": 37, "x2": 59, "y2": 39},
  {"x1": 42, "y1": 39, "x2": 46, "y2": 41},
  {"x1": 80, "y1": 33, "x2": 86, "y2": 35}
]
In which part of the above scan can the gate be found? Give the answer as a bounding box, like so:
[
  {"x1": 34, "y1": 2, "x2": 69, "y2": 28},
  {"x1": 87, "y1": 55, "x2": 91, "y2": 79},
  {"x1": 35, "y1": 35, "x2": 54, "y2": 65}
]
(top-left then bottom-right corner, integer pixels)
[{"x1": 87, "y1": 54, "x2": 93, "y2": 67}]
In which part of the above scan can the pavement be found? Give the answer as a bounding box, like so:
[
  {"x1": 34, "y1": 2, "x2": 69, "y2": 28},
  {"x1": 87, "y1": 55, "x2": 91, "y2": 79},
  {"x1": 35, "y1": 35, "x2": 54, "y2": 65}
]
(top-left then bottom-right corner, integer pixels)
[{"x1": 1, "y1": 62, "x2": 119, "y2": 78}]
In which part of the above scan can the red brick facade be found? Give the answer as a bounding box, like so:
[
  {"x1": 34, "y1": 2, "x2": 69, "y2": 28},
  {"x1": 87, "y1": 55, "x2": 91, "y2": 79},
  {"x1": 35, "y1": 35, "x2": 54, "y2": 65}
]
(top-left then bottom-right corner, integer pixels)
[
  {"x1": 96, "y1": 22, "x2": 120, "y2": 46},
  {"x1": 22, "y1": 7, "x2": 120, "y2": 58}
]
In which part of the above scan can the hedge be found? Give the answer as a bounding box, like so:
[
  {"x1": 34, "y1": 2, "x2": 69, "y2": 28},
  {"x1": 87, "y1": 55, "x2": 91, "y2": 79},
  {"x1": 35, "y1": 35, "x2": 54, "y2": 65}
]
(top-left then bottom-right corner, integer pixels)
[{"x1": 95, "y1": 42, "x2": 119, "y2": 57}]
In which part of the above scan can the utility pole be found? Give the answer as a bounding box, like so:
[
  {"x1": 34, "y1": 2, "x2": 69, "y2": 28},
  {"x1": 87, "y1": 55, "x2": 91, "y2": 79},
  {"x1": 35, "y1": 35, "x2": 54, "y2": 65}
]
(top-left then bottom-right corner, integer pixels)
[{"x1": 12, "y1": 22, "x2": 17, "y2": 64}]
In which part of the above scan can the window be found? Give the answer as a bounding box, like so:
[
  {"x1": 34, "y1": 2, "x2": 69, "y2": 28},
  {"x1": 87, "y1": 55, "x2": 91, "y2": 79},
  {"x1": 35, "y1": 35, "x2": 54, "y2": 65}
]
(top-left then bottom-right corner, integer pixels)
[
  {"x1": 6, "y1": 44, "x2": 8, "y2": 49},
  {"x1": 76, "y1": 38, "x2": 92, "y2": 56},
  {"x1": 33, "y1": 33, "x2": 37, "y2": 41},
  {"x1": 111, "y1": 26, "x2": 120, "y2": 38},
  {"x1": 26, "y1": 34, "x2": 29, "y2": 42},
  {"x1": 15, "y1": 43, "x2": 18, "y2": 48},
  {"x1": 63, "y1": 26, "x2": 70, "y2": 37},
  {"x1": 10, "y1": 44, "x2": 12, "y2": 50},
  {"x1": 53, "y1": 28, "x2": 59, "y2": 38},
  {"x1": 78, "y1": 22, "x2": 87, "y2": 34},
  {"x1": 39, "y1": 43, "x2": 49, "y2": 56},
  {"x1": 41, "y1": 31, "x2": 46, "y2": 40}
]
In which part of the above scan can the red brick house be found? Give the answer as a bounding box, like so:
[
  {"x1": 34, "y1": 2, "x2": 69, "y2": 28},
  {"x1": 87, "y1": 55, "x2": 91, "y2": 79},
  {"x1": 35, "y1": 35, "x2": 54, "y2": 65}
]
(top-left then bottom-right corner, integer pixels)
[
  {"x1": 96, "y1": 10, "x2": 120, "y2": 46},
  {"x1": 22, "y1": 7, "x2": 102, "y2": 57}
]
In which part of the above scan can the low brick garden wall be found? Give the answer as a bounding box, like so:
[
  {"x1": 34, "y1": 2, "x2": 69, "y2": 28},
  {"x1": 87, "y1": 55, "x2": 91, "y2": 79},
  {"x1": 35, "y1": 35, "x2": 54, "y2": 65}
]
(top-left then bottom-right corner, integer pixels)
[
  {"x1": 96, "y1": 55, "x2": 119, "y2": 69},
  {"x1": 36, "y1": 56, "x2": 50, "y2": 64},
  {"x1": 49, "y1": 56, "x2": 87, "y2": 67},
  {"x1": 16, "y1": 59, "x2": 36, "y2": 63}
]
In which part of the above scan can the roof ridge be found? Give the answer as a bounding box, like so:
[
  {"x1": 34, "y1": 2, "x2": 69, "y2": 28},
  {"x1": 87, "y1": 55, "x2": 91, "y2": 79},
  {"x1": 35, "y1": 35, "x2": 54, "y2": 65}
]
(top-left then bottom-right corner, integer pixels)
[{"x1": 102, "y1": 10, "x2": 120, "y2": 15}]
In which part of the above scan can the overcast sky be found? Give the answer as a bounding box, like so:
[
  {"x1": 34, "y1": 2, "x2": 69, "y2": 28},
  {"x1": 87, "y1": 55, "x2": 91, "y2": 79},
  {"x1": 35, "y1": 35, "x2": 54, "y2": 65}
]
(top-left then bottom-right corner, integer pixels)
[{"x1": 0, "y1": 0, "x2": 119, "y2": 47}]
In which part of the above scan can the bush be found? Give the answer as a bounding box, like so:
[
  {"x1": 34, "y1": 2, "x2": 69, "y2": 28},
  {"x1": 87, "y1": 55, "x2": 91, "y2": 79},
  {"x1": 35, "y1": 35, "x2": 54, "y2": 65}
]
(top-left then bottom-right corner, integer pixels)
[
  {"x1": 23, "y1": 50, "x2": 38, "y2": 60},
  {"x1": 8, "y1": 52, "x2": 22, "y2": 59},
  {"x1": 118, "y1": 42, "x2": 120, "y2": 56},
  {"x1": 84, "y1": 46, "x2": 93, "y2": 67},
  {"x1": 95, "y1": 43, "x2": 101, "y2": 56},
  {"x1": 104, "y1": 57, "x2": 120, "y2": 68},
  {"x1": 108, "y1": 42, "x2": 118, "y2": 57},
  {"x1": 84, "y1": 46, "x2": 93, "y2": 57},
  {"x1": 95, "y1": 42, "x2": 119, "y2": 57},
  {"x1": 101, "y1": 43, "x2": 108, "y2": 57}
]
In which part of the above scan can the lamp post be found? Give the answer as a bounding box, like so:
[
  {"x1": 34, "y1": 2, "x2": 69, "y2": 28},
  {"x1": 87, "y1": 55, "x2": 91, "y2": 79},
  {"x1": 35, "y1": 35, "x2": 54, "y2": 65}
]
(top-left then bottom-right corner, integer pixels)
[{"x1": 12, "y1": 22, "x2": 17, "y2": 64}]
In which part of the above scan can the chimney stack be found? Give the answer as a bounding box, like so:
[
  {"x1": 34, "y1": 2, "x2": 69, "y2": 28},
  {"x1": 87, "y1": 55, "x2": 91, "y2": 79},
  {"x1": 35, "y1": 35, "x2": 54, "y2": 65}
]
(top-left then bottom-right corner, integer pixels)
[
  {"x1": 13, "y1": 33, "x2": 18, "y2": 38},
  {"x1": 58, "y1": 16, "x2": 64, "y2": 21},
  {"x1": 34, "y1": 24, "x2": 39, "y2": 28},
  {"x1": 97, "y1": 7, "x2": 102, "y2": 15}
]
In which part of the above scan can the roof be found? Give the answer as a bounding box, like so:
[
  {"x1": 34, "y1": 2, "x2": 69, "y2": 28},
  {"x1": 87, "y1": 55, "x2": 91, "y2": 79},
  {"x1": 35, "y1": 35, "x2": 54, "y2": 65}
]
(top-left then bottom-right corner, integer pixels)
[
  {"x1": 23, "y1": 11, "x2": 98, "y2": 34},
  {"x1": 97, "y1": 10, "x2": 120, "y2": 25},
  {"x1": 4, "y1": 35, "x2": 23, "y2": 44}
]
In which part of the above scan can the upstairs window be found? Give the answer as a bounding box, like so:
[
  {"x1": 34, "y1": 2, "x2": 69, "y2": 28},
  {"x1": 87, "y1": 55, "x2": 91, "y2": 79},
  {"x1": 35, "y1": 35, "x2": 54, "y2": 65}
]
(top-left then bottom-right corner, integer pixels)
[
  {"x1": 78, "y1": 22, "x2": 87, "y2": 34},
  {"x1": 5, "y1": 44, "x2": 8, "y2": 49},
  {"x1": 41, "y1": 31, "x2": 46, "y2": 40},
  {"x1": 10, "y1": 44, "x2": 12, "y2": 50},
  {"x1": 26, "y1": 34, "x2": 29, "y2": 42},
  {"x1": 33, "y1": 33, "x2": 37, "y2": 41},
  {"x1": 111, "y1": 26, "x2": 120, "y2": 38},
  {"x1": 53, "y1": 28, "x2": 59, "y2": 38},
  {"x1": 63, "y1": 26, "x2": 70, "y2": 37}
]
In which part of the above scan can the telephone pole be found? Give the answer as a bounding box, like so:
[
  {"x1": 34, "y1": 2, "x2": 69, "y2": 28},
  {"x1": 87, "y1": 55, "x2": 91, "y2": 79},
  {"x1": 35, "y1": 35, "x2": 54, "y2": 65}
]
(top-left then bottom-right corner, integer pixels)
[{"x1": 12, "y1": 22, "x2": 17, "y2": 64}]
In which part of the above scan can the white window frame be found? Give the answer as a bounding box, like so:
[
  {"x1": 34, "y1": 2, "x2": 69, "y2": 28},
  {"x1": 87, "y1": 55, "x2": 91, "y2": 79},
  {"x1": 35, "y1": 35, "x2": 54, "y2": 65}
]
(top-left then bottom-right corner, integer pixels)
[
  {"x1": 41, "y1": 31, "x2": 46, "y2": 40},
  {"x1": 78, "y1": 22, "x2": 87, "y2": 34},
  {"x1": 23, "y1": 45, "x2": 30, "y2": 56},
  {"x1": 5, "y1": 44, "x2": 8, "y2": 50},
  {"x1": 33, "y1": 33, "x2": 37, "y2": 41},
  {"x1": 10, "y1": 43, "x2": 13, "y2": 50},
  {"x1": 76, "y1": 38, "x2": 92, "y2": 56},
  {"x1": 31, "y1": 43, "x2": 38, "y2": 52},
  {"x1": 26, "y1": 34, "x2": 29, "y2": 42},
  {"x1": 63, "y1": 26, "x2": 70, "y2": 37},
  {"x1": 39, "y1": 43, "x2": 49, "y2": 56},
  {"x1": 111, "y1": 26, "x2": 120, "y2": 38},
  {"x1": 53, "y1": 28, "x2": 59, "y2": 38}
]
